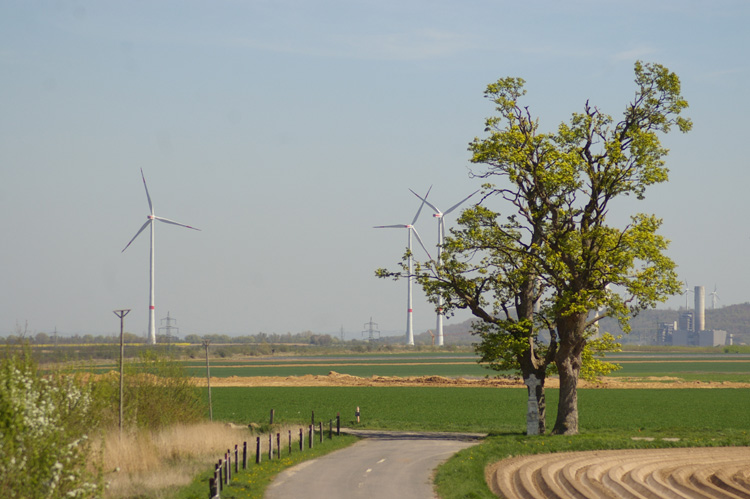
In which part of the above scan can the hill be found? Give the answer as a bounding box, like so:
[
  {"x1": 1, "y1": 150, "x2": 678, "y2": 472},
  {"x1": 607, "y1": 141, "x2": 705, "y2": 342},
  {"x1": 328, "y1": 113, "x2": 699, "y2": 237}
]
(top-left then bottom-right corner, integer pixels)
[{"x1": 413, "y1": 303, "x2": 750, "y2": 346}]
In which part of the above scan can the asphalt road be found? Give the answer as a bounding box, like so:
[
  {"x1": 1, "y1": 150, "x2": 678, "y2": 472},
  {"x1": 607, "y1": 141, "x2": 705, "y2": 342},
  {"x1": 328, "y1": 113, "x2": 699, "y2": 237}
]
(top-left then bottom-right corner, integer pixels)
[{"x1": 265, "y1": 430, "x2": 484, "y2": 499}]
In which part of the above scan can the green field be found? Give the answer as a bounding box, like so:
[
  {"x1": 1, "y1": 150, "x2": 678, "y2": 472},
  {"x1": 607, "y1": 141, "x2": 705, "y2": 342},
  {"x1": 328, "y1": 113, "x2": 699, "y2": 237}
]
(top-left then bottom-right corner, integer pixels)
[
  {"x1": 61, "y1": 350, "x2": 750, "y2": 382},
  {"x1": 41, "y1": 348, "x2": 750, "y2": 497},
  {"x1": 200, "y1": 351, "x2": 749, "y2": 498},
  {"x1": 201, "y1": 385, "x2": 750, "y2": 498},
  {"x1": 209, "y1": 386, "x2": 750, "y2": 433}
]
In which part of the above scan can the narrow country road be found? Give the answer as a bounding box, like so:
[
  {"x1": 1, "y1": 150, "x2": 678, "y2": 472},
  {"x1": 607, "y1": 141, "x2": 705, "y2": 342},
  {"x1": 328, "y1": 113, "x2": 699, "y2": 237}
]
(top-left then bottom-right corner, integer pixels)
[{"x1": 265, "y1": 430, "x2": 484, "y2": 499}]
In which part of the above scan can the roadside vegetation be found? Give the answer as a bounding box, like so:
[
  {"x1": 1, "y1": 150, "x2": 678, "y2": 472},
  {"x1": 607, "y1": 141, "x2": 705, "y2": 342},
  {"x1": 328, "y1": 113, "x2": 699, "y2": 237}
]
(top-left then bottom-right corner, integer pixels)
[{"x1": 3, "y1": 342, "x2": 749, "y2": 497}]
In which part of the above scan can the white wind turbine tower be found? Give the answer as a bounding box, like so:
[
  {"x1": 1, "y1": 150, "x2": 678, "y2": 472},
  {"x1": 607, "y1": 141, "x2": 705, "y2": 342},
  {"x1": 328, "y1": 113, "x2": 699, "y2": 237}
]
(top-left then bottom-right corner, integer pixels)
[
  {"x1": 409, "y1": 188, "x2": 479, "y2": 346},
  {"x1": 709, "y1": 284, "x2": 720, "y2": 309},
  {"x1": 682, "y1": 280, "x2": 694, "y2": 310},
  {"x1": 122, "y1": 169, "x2": 200, "y2": 345},
  {"x1": 374, "y1": 187, "x2": 432, "y2": 346}
]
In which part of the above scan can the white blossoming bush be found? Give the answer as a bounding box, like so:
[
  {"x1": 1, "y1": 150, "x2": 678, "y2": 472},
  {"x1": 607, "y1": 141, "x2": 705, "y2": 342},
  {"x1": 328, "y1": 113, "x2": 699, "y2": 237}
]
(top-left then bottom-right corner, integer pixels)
[{"x1": 0, "y1": 351, "x2": 104, "y2": 498}]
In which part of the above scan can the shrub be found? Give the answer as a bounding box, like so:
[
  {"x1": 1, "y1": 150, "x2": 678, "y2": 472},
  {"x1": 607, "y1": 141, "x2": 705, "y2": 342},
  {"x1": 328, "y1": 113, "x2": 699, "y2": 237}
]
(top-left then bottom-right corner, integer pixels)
[
  {"x1": 121, "y1": 351, "x2": 205, "y2": 430},
  {"x1": 0, "y1": 349, "x2": 104, "y2": 498}
]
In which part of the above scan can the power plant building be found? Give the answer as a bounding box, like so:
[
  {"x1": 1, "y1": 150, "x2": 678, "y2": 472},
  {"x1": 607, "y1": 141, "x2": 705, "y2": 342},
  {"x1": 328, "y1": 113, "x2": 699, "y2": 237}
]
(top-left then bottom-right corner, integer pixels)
[{"x1": 668, "y1": 285, "x2": 727, "y2": 347}]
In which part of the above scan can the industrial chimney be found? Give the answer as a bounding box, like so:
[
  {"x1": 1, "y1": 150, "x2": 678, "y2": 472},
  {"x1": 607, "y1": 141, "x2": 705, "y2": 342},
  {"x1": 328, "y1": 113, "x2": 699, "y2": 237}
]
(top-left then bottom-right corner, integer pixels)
[{"x1": 694, "y1": 285, "x2": 705, "y2": 332}]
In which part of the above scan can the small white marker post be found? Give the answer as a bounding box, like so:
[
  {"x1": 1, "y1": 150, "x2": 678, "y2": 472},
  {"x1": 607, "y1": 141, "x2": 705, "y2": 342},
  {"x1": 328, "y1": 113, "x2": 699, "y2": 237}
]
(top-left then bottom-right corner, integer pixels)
[
  {"x1": 356, "y1": 406, "x2": 361, "y2": 424},
  {"x1": 524, "y1": 374, "x2": 541, "y2": 436}
]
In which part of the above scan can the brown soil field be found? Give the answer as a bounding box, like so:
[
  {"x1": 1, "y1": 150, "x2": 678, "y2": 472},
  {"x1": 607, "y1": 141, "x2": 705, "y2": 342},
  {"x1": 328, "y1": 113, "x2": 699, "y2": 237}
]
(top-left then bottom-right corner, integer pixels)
[{"x1": 191, "y1": 371, "x2": 750, "y2": 389}]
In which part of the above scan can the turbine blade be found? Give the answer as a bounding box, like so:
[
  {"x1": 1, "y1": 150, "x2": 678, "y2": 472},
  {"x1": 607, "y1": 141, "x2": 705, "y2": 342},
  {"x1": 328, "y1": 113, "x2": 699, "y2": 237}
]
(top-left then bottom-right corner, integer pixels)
[
  {"x1": 412, "y1": 227, "x2": 432, "y2": 260},
  {"x1": 409, "y1": 188, "x2": 441, "y2": 215},
  {"x1": 374, "y1": 224, "x2": 408, "y2": 229},
  {"x1": 154, "y1": 216, "x2": 201, "y2": 230},
  {"x1": 140, "y1": 169, "x2": 153, "y2": 215},
  {"x1": 122, "y1": 220, "x2": 151, "y2": 252},
  {"x1": 444, "y1": 189, "x2": 480, "y2": 215},
  {"x1": 411, "y1": 185, "x2": 432, "y2": 225}
]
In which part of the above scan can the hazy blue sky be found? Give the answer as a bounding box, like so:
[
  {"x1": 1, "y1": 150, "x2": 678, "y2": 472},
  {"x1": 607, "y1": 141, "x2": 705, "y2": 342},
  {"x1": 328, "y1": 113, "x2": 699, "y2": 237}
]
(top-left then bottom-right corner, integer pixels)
[{"x1": 1, "y1": 0, "x2": 748, "y2": 339}]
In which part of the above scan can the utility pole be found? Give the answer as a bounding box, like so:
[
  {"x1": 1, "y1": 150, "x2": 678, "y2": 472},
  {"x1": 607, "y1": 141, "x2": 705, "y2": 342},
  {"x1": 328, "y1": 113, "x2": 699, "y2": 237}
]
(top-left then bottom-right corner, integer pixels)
[
  {"x1": 113, "y1": 309, "x2": 131, "y2": 439},
  {"x1": 203, "y1": 338, "x2": 213, "y2": 421}
]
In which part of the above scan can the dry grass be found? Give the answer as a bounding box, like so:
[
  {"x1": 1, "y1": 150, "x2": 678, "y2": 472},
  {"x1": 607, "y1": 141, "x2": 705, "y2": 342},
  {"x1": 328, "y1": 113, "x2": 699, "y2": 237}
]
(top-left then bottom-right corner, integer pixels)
[{"x1": 100, "y1": 422, "x2": 277, "y2": 498}]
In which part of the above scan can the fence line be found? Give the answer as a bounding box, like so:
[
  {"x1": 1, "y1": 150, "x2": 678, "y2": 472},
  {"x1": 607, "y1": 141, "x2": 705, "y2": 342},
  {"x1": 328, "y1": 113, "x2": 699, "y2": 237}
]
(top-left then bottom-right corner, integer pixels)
[{"x1": 209, "y1": 410, "x2": 343, "y2": 499}]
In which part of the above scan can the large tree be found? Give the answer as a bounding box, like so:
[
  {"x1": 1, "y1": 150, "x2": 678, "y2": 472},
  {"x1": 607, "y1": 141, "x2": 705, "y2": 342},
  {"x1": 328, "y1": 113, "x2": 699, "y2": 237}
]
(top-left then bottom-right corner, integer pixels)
[{"x1": 379, "y1": 61, "x2": 690, "y2": 435}]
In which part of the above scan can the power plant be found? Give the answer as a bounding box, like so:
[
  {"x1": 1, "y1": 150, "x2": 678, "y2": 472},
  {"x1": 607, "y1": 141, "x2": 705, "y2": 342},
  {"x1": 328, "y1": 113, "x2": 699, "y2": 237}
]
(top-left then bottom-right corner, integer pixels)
[{"x1": 657, "y1": 285, "x2": 729, "y2": 346}]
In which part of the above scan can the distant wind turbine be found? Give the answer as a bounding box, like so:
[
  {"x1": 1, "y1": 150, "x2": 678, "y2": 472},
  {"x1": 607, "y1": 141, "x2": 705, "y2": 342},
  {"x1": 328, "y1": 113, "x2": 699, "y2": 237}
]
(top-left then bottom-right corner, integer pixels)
[
  {"x1": 709, "y1": 285, "x2": 720, "y2": 309},
  {"x1": 122, "y1": 169, "x2": 200, "y2": 345},
  {"x1": 682, "y1": 280, "x2": 694, "y2": 310},
  {"x1": 374, "y1": 187, "x2": 432, "y2": 346},
  {"x1": 409, "y1": 188, "x2": 479, "y2": 346}
]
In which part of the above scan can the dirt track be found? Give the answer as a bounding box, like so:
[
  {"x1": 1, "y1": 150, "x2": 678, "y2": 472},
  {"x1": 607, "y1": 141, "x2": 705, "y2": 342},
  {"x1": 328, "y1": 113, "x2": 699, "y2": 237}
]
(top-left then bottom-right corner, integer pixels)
[{"x1": 191, "y1": 371, "x2": 750, "y2": 389}]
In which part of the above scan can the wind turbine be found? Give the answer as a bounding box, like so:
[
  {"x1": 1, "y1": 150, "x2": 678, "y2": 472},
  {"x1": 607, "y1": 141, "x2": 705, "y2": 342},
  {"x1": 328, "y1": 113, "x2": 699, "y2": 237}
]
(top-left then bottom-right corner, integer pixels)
[
  {"x1": 409, "y1": 188, "x2": 479, "y2": 346},
  {"x1": 681, "y1": 280, "x2": 694, "y2": 310},
  {"x1": 122, "y1": 169, "x2": 200, "y2": 345},
  {"x1": 709, "y1": 284, "x2": 720, "y2": 309},
  {"x1": 374, "y1": 187, "x2": 432, "y2": 346}
]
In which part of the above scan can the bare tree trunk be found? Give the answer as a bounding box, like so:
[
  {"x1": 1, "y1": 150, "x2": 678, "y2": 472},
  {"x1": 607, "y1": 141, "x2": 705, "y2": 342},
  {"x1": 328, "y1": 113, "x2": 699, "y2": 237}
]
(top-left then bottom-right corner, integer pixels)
[
  {"x1": 552, "y1": 312, "x2": 586, "y2": 435},
  {"x1": 552, "y1": 347, "x2": 581, "y2": 435}
]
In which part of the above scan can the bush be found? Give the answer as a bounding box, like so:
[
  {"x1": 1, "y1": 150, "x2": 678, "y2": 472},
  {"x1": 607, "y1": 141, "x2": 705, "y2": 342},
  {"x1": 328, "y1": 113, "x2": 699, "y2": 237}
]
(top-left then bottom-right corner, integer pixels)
[
  {"x1": 0, "y1": 349, "x2": 104, "y2": 498},
  {"x1": 120, "y1": 351, "x2": 205, "y2": 430}
]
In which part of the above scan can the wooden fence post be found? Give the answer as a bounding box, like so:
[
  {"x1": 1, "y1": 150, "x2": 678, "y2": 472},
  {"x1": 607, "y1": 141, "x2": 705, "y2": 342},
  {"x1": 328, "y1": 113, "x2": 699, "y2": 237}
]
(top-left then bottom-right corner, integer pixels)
[
  {"x1": 288, "y1": 430, "x2": 292, "y2": 454},
  {"x1": 216, "y1": 461, "x2": 223, "y2": 492},
  {"x1": 268, "y1": 433, "x2": 273, "y2": 460},
  {"x1": 235, "y1": 444, "x2": 239, "y2": 474},
  {"x1": 329, "y1": 419, "x2": 333, "y2": 439},
  {"x1": 256, "y1": 436, "x2": 261, "y2": 464},
  {"x1": 243, "y1": 441, "x2": 247, "y2": 469},
  {"x1": 209, "y1": 477, "x2": 218, "y2": 498},
  {"x1": 319, "y1": 422, "x2": 323, "y2": 443},
  {"x1": 276, "y1": 433, "x2": 281, "y2": 459},
  {"x1": 299, "y1": 428, "x2": 303, "y2": 451},
  {"x1": 309, "y1": 425, "x2": 313, "y2": 449},
  {"x1": 337, "y1": 412, "x2": 340, "y2": 435}
]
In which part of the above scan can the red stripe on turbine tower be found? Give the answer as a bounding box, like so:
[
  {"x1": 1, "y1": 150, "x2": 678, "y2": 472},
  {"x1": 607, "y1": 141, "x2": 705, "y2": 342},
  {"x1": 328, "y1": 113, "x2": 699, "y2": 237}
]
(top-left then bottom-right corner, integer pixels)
[{"x1": 150, "y1": 306, "x2": 155, "y2": 310}]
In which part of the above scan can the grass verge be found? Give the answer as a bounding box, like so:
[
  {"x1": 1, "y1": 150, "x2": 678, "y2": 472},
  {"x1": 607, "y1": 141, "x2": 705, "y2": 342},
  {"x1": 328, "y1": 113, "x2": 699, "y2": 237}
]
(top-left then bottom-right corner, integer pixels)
[
  {"x1": 435, "y1": 428, "x2": 750, "y2": 498},
  {"x1": 173, "y1": 431, "x2": 359, "y2": 499}
]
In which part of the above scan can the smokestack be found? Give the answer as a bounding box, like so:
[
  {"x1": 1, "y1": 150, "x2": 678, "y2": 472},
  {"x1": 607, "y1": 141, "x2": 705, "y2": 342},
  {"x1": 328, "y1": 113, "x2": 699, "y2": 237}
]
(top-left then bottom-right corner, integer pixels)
[{"x1": 694, "y1": 285, "x2": 705, "y2": 332}]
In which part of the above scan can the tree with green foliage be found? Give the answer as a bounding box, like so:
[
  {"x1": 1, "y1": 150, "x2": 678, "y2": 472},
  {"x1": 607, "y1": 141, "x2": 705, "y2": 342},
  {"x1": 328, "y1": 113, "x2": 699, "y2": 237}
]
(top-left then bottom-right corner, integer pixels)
[{"x1": 378, "y1": 61, "x2": 689, "y2": 435}]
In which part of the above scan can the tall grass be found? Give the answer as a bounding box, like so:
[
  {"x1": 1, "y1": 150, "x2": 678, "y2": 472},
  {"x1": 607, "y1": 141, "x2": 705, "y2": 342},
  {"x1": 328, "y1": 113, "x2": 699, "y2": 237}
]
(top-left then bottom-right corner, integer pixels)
[{"x1": 102, "y1": 422, "x2": 261, "y2": 498}]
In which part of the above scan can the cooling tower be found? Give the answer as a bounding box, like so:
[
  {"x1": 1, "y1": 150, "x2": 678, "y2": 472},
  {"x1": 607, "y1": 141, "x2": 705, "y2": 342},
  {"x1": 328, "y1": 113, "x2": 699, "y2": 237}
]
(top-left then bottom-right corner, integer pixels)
[{"x1": 694, "y1": 285, "x2": 705, "y2": 332}]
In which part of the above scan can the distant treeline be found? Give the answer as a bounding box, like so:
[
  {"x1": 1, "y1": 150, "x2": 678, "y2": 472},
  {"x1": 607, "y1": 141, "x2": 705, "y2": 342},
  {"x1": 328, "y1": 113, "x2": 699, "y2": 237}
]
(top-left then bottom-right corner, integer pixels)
[
  {"x1": 0, "y1": 330, "x2": 341, "y2": 346},
  {"x1": 5, "y1": 302, "x2": 749, "y2": 348}
]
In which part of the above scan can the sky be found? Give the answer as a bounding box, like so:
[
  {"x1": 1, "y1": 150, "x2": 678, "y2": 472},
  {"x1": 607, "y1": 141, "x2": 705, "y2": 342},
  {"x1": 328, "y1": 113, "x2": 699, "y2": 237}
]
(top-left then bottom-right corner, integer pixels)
[{"x1": 1, "y1": 0, "x2": 748, "y2": 339}]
